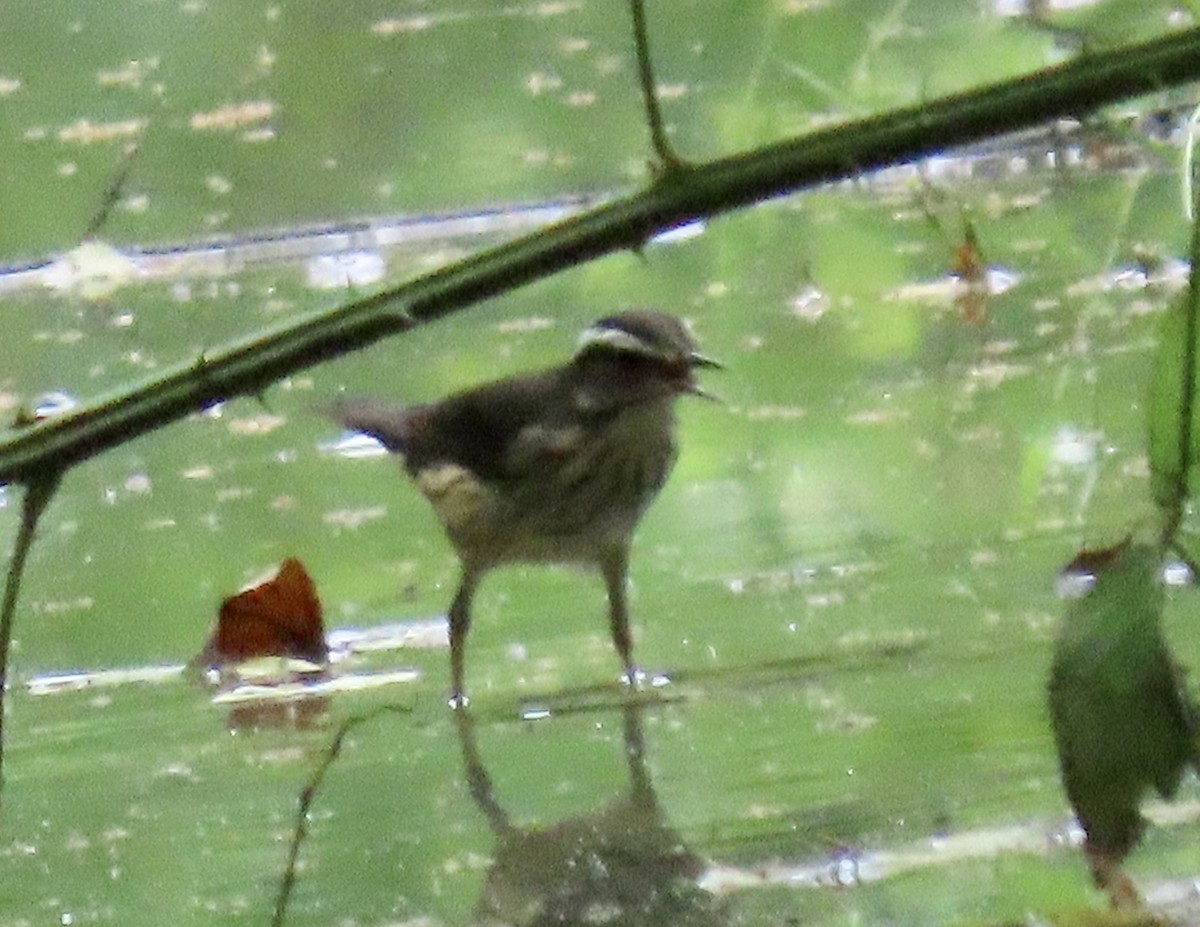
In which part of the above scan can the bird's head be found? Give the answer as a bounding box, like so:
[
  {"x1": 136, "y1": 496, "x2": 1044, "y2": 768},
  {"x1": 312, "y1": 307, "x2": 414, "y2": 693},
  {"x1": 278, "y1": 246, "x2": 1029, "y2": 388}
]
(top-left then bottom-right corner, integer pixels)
[{"x1": 572, "y1": 309, "x2": 722, "y2": 409}]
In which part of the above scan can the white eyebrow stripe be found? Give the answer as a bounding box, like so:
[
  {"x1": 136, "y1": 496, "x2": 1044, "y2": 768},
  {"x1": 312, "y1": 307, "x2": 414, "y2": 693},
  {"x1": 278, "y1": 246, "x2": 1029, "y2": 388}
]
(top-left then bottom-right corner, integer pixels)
[{"x1": 576, "y1": 325, "x2": 664, "y2": 359}]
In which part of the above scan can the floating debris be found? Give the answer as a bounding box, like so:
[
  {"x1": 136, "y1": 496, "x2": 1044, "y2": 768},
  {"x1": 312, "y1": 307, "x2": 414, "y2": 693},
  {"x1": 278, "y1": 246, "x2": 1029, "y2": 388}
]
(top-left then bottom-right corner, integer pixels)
[{"x1": 190, "y1": 557, "x2": 329, "y2": 671}]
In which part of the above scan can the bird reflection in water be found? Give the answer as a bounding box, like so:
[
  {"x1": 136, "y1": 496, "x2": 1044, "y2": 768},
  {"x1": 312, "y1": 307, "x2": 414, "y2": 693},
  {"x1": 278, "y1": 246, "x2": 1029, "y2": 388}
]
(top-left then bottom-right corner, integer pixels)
[{"x1": 455, "y1": 702, "x2": 728, "y2": 926}]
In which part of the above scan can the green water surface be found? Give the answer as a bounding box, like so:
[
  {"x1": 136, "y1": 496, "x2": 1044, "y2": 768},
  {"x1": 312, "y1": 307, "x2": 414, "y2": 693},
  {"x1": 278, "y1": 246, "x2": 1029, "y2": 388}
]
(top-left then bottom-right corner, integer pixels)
[{"x1": 2, "y1": 2, "x2": 1199, "y2": 925}]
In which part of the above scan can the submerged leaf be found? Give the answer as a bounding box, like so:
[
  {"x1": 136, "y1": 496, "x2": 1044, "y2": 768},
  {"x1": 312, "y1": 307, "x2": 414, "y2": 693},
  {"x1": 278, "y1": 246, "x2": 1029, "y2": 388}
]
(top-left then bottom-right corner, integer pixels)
[{"x1": 1048, "y1": 540, "x2": 1200, "y2": 906}]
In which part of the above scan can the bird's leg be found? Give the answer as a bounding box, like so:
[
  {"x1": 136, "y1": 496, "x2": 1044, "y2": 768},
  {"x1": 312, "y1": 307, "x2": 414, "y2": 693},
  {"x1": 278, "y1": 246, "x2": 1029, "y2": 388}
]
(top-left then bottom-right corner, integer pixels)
[
  {"x1": 1087, "y1": 848, "x2": 1141, "y2": 910},
  {"x1": 448, "y1": 569, "x2": 480, "y2": 709},
  {"x1": 601, "y1": 545, "x2": 642, "y2": 687}
]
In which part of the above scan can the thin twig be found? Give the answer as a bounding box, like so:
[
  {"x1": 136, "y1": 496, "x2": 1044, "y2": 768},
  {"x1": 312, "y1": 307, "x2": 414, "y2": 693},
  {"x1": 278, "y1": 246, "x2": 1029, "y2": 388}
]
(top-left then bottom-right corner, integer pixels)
[
  {"x1": 629, "y1": 0, "x2": 686, "y2": 174},
  {"x1": 271, "y1": 703, "x2": 410, "y2": 927},
  {"x1": 82, "y1": 143, "x2": 140, "y2": 240},
  {"x1": 0, "y1": 472, "x2": 63, "y2": 804}
]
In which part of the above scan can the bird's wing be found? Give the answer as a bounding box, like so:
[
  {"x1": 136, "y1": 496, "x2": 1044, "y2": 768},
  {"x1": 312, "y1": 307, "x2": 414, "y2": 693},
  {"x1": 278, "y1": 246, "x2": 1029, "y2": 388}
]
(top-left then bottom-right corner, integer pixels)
[
  {"x1": 406, "y1": 370, "x2": 572, "y2": 483},
  {"x1": 329, "y1": 369, "x2": 597, "y2": 484}
]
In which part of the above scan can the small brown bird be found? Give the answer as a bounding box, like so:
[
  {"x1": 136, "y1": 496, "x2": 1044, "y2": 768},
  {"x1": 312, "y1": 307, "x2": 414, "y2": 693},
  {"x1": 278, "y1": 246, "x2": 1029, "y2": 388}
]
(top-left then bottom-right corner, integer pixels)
[{"x1": 331, "y1": 309, "x2": 720, "y2": 706}]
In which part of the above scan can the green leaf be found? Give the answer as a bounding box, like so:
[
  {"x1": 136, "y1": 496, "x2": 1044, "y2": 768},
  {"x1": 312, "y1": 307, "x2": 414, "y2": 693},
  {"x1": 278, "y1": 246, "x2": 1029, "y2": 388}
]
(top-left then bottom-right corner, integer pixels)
[
  {"x1": 1147, "y1": 288, "x2": 1200, "y2": 519},
  {"x1": 1048, "y1": 540, "x2": 1200, "y2": 900}
]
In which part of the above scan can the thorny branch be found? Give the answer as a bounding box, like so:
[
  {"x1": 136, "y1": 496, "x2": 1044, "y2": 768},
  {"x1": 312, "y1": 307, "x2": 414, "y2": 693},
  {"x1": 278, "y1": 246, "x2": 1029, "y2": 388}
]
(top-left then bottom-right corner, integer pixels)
[{"x1": 5, "y1": 29, "x2": 1200, "y2": 489}]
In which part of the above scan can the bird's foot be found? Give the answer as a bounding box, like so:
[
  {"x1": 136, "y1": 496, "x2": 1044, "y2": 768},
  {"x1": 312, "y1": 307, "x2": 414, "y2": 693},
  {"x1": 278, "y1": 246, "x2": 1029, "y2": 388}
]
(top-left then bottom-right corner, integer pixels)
[
  {"x1": 1089, "y1": 850, "x2": 1142, "y2": 910},
  {"x1": 1103, "y1": 870, "x2": 1142, "y2": 911}
]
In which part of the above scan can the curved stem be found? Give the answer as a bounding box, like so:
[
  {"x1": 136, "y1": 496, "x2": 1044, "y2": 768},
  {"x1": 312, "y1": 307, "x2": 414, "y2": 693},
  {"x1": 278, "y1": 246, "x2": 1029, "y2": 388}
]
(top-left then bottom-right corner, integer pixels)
[
  {"x1": 1161, "y1": 146, "x2": 1200, "y2": 545},
  {"x1": 271, "y1": 704, "x2": 410, "y2": 927},
  {"x1": 0, "y1": 472, "x2": 63, "y2": 805},
  {"x1": 629, "y1": 0, "x2": 686, "y2": 173}
]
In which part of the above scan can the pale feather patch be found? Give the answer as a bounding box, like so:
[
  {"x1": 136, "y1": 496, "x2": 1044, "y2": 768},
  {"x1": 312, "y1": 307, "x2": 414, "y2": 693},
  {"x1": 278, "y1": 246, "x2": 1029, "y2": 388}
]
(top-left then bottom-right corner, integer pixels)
[
  {"x1": 416, "y1": 463, "x2": 489, "y2": 530},
  {"x1": 508, "y1": 423, "x2": 584, "y2": 470}
]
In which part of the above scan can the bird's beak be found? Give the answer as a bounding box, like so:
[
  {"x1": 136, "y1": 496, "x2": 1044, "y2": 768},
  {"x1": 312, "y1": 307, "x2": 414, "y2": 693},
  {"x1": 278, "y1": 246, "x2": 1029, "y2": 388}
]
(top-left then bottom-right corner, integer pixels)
[{"x1": 686, "y1": 352, "x2": 724, "y2": 402}]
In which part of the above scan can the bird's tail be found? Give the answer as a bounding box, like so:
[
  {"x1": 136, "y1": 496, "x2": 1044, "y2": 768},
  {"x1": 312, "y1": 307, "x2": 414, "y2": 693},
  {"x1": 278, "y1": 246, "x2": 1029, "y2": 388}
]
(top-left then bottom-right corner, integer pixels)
[{"x1": 325, "y1": 398, "x2": 413, "y2": 454}]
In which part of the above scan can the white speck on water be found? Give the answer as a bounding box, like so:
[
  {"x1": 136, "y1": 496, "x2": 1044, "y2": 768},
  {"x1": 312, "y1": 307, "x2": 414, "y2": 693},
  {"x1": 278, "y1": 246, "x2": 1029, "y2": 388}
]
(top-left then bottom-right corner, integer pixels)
[
  {"x1": 124, "y1": 473, "x2": 151, "y2": 494},
  {"x1": 506, "y1": 643, "x2": 528, "y2": 661},
  {"x1": 1050, "y1": 426, "x2": 1097, "y2": 467},
  {"x1": 305, "y1": 251, "x2": 385, "y2": 290},
  {"x1": 790, "y1": 283, "x2": 829, "y2": 322},
  {"x1": 1163, "y1": 560, "x2": 1193, "y2": 586}
]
